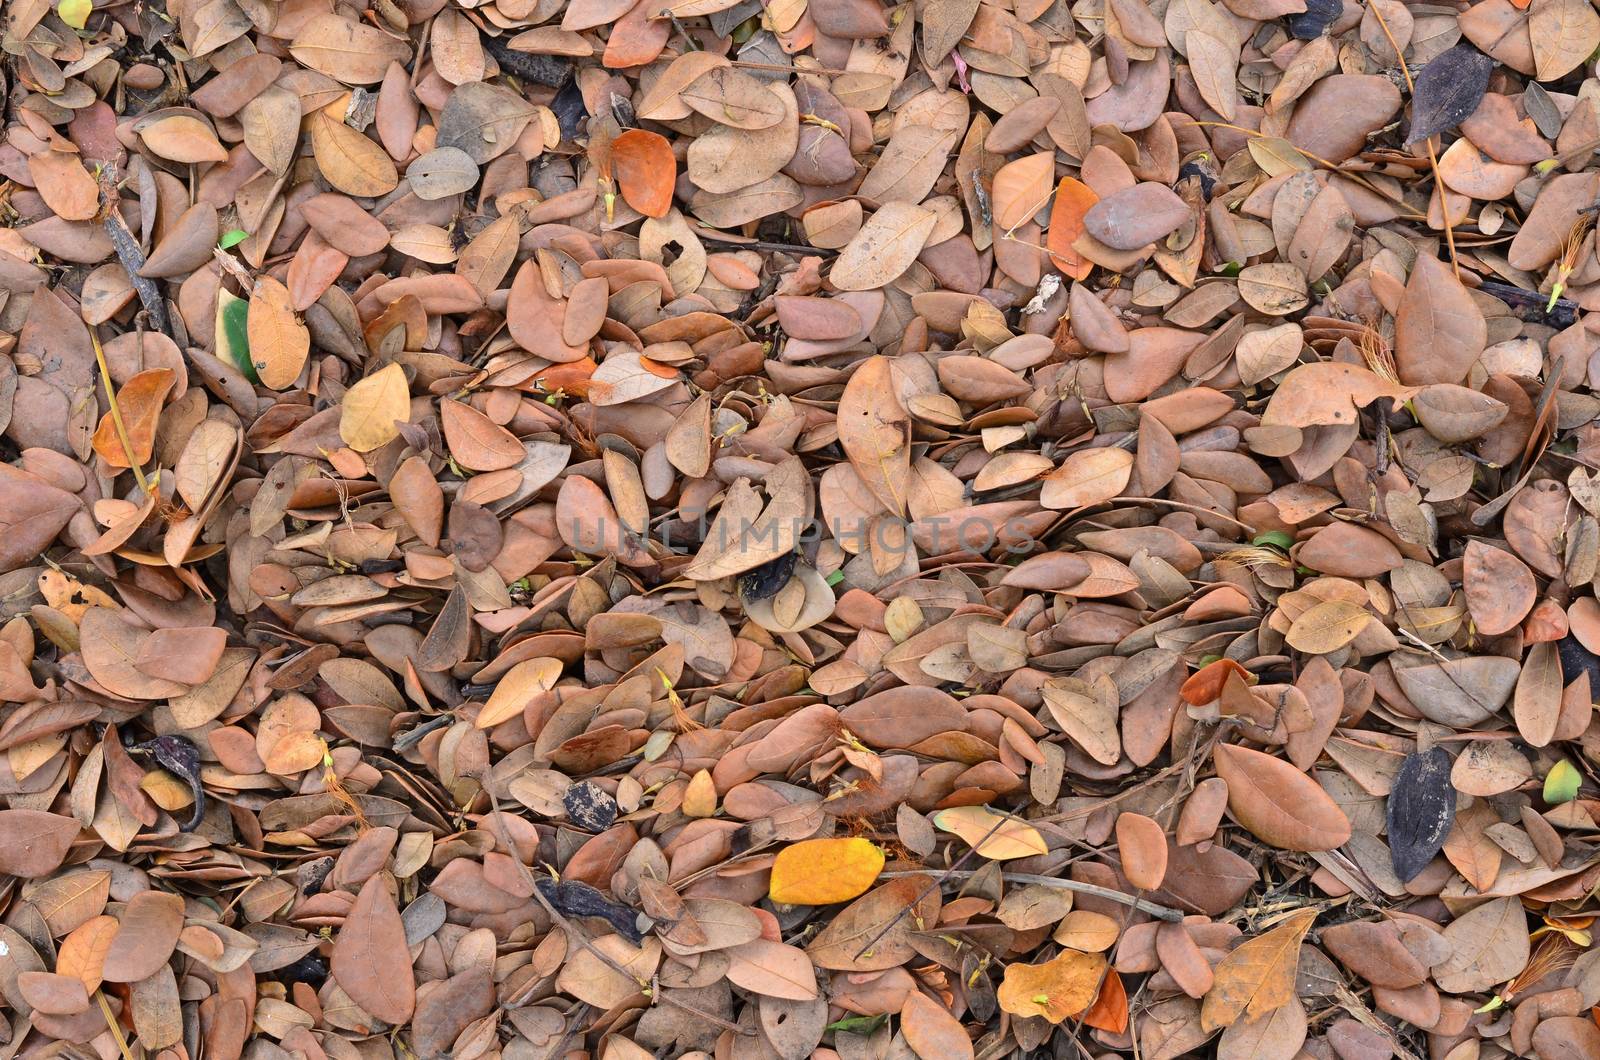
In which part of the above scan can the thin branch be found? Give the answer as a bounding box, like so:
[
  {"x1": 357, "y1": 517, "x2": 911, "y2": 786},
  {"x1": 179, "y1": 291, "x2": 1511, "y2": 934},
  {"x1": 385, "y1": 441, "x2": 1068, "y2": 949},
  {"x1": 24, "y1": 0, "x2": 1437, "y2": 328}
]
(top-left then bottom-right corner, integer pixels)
[
  {"x1": 1365, "y1": 0, "x2": 1459, "y2": 275},
  {"x1": 852, "y1": 810, "x2": 1015, "y2": 959},
  {"x1": 879, "y1": 870, "x2": 1185, "y2": 921}
]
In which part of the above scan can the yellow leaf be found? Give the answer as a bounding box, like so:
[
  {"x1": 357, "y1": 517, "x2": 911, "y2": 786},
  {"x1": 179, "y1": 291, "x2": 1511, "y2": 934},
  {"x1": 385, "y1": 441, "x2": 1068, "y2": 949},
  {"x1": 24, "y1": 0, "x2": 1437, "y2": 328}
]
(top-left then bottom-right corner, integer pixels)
[
  {"x1": 140, "y1": 768, "x2": 195, "y2": 812},
  {"x1": 1201, "y1": 908, "x2": 1317, "y2": 1031},
  {"x1": 997, "y1": 949, "x2": 1106, "y2": 1024},
  {"x1": 339, "y1": 363, "x2": 411, "y2": 452},
  {"x1": 932, "y1": 805, "x2": 1048, "y2": 860},
  {"x1": 769, "y1": 838, "x2": 886, "y2": 906},
  {"x1": 682, "y1": 769, "x2": 717, "y2": 818},
  {"x1": 58, "y1": 0, "x2": 92, "y2": 30}
]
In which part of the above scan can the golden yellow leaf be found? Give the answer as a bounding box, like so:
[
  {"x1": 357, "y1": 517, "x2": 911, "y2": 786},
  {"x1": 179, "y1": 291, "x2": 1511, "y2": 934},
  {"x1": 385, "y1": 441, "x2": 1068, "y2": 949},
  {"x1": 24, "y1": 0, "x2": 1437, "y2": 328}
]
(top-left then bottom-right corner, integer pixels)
[
  {"x1": 997, "y1": 949, "x2": 1106, "y2": 1024},
  {"x1": 1200, "y1": 908, "x2": 1317, "y2": 1031},
  {"x1": 768, "y1": 838, "x2": 886, "y2": 906},
  {"x1": 932, "y1": 805, "x2": 1048, "y2": 860},
  {"x1": 339, "y1": 363, "x2": 411, "y2": 452}
]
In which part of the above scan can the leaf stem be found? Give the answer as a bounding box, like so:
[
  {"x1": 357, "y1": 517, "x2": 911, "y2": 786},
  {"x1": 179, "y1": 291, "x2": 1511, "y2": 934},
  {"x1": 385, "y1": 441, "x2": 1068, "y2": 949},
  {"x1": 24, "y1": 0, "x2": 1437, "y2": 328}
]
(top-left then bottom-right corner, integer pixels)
[
  {"x1": 96, "y1": 990, "x2": 136, "y2": 1060},
  {"x1": 90, "y1": 328, "x2": 152, "y2": 497}
]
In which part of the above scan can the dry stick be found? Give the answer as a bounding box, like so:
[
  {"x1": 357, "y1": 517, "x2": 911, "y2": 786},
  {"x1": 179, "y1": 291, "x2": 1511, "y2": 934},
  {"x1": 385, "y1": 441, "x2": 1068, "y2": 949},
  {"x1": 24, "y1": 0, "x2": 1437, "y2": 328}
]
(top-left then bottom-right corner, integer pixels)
[
  {"x1": 879, "y1": 870, "x2": 1185, "y2": 922},
  {"x1": 1191, "y1": 121, "x2": 1427, "y2": 222},
  {"x1": 477, "y1": 785, "x2": 746, "y2": 1034},
  {"x1": 1366, "y1": 0, "x2": 1459, "y2": 276},
  {"x1": 1106, "y1": 496, "x2": 1259, "y2": 536},
  {"x1": 849, "y1": 811, "x2": 1017, "y2": 960}
]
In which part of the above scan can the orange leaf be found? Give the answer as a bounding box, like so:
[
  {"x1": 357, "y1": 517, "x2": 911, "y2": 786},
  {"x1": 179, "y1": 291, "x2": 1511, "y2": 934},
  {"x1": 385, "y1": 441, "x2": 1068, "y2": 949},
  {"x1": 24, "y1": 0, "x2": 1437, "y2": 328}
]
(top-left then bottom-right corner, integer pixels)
[
  {"x1": 997, "y1": 949, "x2": 1107, "y2": 1024},
  {"x1": 1047, "y1": 176, "x2": 1097, "y2": 280},
  {"x1": 56, "y1": 915, "x2": 119, "y2": 994},
  {"x1": 1180, "y1": 658, "x2": 1251, "y2": 705},
  {"x1": 611, "y1": 129, "x2": 675, "y2": 218},
  {"x1": 1082, "y1": 969, "x2": 1129, "y2": 1034},
  {"x1": 92, "y1": 368, "x2": 176, "y2": 468},
  {"x1": 528, "y1": 357, "x2": 598, "y2": 399}
]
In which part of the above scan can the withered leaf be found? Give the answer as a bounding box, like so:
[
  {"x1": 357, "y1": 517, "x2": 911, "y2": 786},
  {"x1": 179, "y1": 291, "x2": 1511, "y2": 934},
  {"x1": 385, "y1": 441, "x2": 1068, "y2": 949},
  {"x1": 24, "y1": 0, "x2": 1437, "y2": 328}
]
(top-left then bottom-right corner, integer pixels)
[
  {"x1": 331, "y1": 874, "x2": 415, "y2": 1025},
  {"x1": 1386, "y1": 748, "x2": 1455, "y2": 882},
  {"x1": 1409, "y1": 45, "x2": 1494, "y2": 143}
]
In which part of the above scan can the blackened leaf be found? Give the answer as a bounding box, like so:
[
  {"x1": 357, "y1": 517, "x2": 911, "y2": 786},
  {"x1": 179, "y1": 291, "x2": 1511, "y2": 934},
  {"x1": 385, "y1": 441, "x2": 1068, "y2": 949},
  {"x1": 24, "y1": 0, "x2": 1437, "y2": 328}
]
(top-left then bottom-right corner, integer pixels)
[
  {"x1": 537, "y1": 878, "x2": 643, "y2": 942},
  {"x1": 133, "y1": 735, "x2": 205, "y2": 832},
  {"x1": 552, "y1": 78, "x2": 589, "y2": 142},
  {"x1": 1387, "y1": 747, "x2": 1456, "y2": 881},
  {"x1": 740, "y1": 551, "x2": 798, "y2": 602},
  {"x1": 280, "y1": 954, "x2": 329, "y2": 989},
  {"x1": 1558, "y1": 633, "x2": 1600, "y2": 691},
  {"x1": 480, "y1": 34, "x2": 572, "y2": 87},
  {"x1": 1288, "y1": 0, "x2": 1342, "y2": 39},
  {"x1": 563, "y1": 780, "x2": 618, "y2": 832},
  {"x1": 1408, "y1": 45, "x2": 1494, "y2": 144}
]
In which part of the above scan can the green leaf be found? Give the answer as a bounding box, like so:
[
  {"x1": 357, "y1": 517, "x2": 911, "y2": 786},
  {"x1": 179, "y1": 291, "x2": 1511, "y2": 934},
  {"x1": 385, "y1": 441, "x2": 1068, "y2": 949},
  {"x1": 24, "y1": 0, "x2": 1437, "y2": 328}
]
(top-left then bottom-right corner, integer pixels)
[
  {"x1": 1253, "y1": 531, "x2": 1294, "y2": 551},
  {"x1": 215, "y1": 289, "x2": 259, "y2": 385},
  {"x1": 826, "y1": 1014, "x2": 887, "y2": 1034},
  {"x1": 58, "y1": 0, "x2": 91, "y2": 30},
  {"x1": 825, "y1": 570, "x2": 845, "y2": 587},
  {"x1": 218, "y1": 228, "x2": 249, "y2": 250},
  {"x1": 1544, "y1": 759, "x2": 1581, "y2": 804}
]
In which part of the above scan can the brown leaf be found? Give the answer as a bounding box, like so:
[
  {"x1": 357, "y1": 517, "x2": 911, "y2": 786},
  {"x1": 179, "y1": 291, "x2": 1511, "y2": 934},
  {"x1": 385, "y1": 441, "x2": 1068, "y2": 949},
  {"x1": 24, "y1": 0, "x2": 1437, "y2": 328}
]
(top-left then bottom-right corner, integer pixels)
[
  {"x1": 901, "y1": 989, "x2": 974, "y2": 1059},
  {"x1": 1213, "y1": 744, "x2": 1351, "y2": 851},
  {"x1": 1393, "y1": 255, "x2": 1486, "y2": 386},
  {"x1": 0, "y1": 810, "x2": 79, "y2": 878},
  {"x1": 331, "y1": 874, "x2": 416, "y2": 1025},
  {"x1": 1200, "y1": 909, "x2": 1316, "y2": 1030},
  {"x1": 102, "y1": 891, "x2": 184, "y2": 983}
]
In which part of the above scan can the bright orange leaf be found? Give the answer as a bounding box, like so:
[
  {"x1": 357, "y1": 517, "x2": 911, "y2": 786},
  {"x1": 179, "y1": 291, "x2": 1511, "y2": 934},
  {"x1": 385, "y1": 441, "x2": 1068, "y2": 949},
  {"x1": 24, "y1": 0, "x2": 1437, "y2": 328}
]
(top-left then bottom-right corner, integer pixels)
[
  {"x1": 611, "y1": 129, "x2": 676, "y2": 218},
  {"x1": 1046, "y1": 176, "x2": 1097, "y2": 280},
  {"x1": 1180, "y1": 657, "x2": 1252, "y2": 705},
  {"x1": 92, "y1": 367, "x2": 175, "y2": 468},
  {"x1": 1082, "y1": 969, "x2": 1129, "y2": 1034}
]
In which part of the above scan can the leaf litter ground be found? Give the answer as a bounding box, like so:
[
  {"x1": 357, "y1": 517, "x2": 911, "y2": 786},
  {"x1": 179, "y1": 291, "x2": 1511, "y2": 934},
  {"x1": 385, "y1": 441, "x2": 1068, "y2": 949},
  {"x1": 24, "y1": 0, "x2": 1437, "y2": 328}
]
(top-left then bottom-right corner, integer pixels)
[{"x1": 0, "y1": 0, "x2": 1599, "y2": 1058}]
